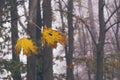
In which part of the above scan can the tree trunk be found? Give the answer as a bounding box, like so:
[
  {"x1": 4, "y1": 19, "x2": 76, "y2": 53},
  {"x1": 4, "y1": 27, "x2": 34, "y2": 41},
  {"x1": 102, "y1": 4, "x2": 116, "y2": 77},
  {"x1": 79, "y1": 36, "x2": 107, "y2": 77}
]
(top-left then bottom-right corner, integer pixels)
[
  {"x1": 87, "y1": 0, "x2": 96, "y2": 79},
  {"x1": 114, "y1": 0, "x2": 120, "y2": 79},
  {"x1": 88, "y1": 0, "x2": 97, "y2": 56},
  {"x1": 36, "y1": 0, "x2": 43, "y2": 80},
  {"x1": 42, "y1": 0, "x2": 53, "y2": 80},
  {"x1": 114, "y1": 0, "x2": 120, "y2": 51},
  {"x1": 27, "y1": 0, "x2": 38, "y2": 80},
  {"x1": 66, "y1": 0, "x2": 74, "y2": 80},
  {"x1": 96, "y1": 0, "x2": 106, "y2": 80},
  {"x1": 10, "y1": 0, "x2": 21, "y2": 80}
]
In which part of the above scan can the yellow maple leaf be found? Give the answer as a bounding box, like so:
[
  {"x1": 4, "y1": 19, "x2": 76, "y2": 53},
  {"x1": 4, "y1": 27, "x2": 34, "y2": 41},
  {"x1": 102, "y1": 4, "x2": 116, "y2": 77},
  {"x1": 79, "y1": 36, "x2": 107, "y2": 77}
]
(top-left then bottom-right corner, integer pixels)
[
  {"x1": 41, "y1": 26, "x2": 67, "y2": 48},
  {"x1": 15, "y1": 38, "x2": 37, "y2": 56}
]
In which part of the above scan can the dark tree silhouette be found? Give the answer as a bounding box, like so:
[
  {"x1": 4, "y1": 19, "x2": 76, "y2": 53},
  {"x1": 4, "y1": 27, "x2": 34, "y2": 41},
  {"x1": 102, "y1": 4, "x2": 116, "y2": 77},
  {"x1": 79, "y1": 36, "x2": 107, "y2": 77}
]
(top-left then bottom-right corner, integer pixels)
[
  {"x1": 42, "y1": 0, "x2": 53, "y2": 80},
  {"x1": 66, "y1": 0, "x2": 74, "y2": 80},
  {"x1": 10, "y1": 0, "x2": 21, "y2": 80},
  {"x1": 96, "y1": 0, "x2": 106, "y2": 80},
  {"x1": 27, "y1": 0, "x2": 38, "y2": 80}
]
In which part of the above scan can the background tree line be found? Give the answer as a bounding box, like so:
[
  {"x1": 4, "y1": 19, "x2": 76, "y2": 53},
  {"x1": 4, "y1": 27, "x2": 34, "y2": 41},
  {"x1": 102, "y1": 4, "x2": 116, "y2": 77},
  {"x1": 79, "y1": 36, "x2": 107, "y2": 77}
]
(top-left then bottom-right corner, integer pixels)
[{"x1": 0, "y1": 0, "x2": 120, "y2": 80}]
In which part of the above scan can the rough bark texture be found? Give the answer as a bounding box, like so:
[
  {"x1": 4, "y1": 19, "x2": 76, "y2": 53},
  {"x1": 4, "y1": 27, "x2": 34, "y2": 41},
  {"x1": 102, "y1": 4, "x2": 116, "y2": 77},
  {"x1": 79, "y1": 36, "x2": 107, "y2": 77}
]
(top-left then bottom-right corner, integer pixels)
[
  {"x1": 10, "y1": 0, "x2": 21, "y2": 80},
  {"x1": 96, "y1": 0, "x2": 106, "y2": 80},
  {"x1": 42, "y1": 0, "x2": 53, "y2": 80},
  {"x1": 66, "y1": 0, "x2": 74, "y2": 80},
  {"x1": 27, "y1": 0, "x2": 38, "y2": 80}
]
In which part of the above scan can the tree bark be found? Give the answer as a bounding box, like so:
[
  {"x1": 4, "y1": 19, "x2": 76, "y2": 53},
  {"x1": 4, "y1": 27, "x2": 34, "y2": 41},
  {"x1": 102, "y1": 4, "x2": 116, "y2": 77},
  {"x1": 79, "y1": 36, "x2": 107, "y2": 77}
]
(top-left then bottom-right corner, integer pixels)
[
  {"x1": 36, "y1": 0, "x2": 43, "y2": 80},
  {"x1": 96, "y1": 0, "x2": 106, "y2": 80},
  {"x1": 42, "y1": 0, "x2": 53, "y2": 80},
  {"x1": 114, "y1": 0, "x2": 120, "y2": 79},
  {"x1": 27, "y1": 0, "x2": 38, "y2": 80},
  {"x1": 66, "y1": 0, "x2": 74, "y2": 80},
  {"x1": 10, "y1": 0, "x2": 21, "y2": 80}
]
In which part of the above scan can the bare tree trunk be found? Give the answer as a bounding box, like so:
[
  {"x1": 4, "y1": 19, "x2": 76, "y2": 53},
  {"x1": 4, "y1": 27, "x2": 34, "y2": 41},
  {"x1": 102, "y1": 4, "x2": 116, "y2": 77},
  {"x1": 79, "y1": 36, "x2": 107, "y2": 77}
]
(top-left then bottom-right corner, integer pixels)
[
  {"x1": 88, "y1": 0, "x2": 97, "y2": 56},
  {"x1": 66, "y1": 0, "x2": 74, "y2": 80},
  {"x1": 10, "y1": 0, "x2": 21, "y2": 80},
  {"x1": 36, "y1": 0, "x2": 43, "y2": 80},
  {"x1": 114, "y1": 0, "x2": 120, "y2": 51},
  {"x1": 87, "y1": 0, "x2": 96, "y2": 79},
  {"x1": 96, "y1": 0, "x2": 106, "y2": 80},
  {"x1": 42, "y1": 0, "x2": 53, "y2": 80},
  {"x1": 114, "y1": 0, "x2": 120, "y2": 79},
  {"x1": 27, "y1": 0, "x2": 38, "y2": 80}
]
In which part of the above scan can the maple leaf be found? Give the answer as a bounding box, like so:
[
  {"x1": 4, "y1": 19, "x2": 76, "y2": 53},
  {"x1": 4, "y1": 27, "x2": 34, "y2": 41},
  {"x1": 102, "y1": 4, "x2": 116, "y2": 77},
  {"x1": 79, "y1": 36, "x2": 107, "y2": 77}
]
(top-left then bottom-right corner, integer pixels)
[
  {"x1": 41, "y1": 26, "x2": 67, "y2": 48},
  {"x1": 15, "y1": 38, "x2": 37, "y2": 56}
]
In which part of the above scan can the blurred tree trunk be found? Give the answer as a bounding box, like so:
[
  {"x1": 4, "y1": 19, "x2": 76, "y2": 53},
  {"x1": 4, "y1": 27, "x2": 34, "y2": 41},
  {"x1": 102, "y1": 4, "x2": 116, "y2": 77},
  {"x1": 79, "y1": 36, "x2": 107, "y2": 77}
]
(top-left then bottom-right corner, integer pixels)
[
  {"x1": 88, "y1": 0, "x2": 97, "y2": 56},
  {"x1": 96, "y1": 0, "x2": 106, "y2": 80},
  {"x1": 0, "y1": 0, "x2": 4, "y2": 34},
  {"x1": 114, "y1": 0, "x2": 120, "y2": 79},
  {"x1": 114, "y1": 0, "x2": 120, "y2": 52},
  {"x1": 42, "y1": 0, "x2": 53, "y2": 80},
  {"x1": 10, "y1": 0, "x2": 21, "y2": 80},
  {"x1": 0, "y1": 0, "x2": 4, "y2": 22},
  {"x1": 36, "y1": 0, "x2": 43, "y2": 80},
  {"x1": 87, "y1": 0, "x2": 96, "y2": 80},
  {"x1": 66, "y1": 0, "x2": 74, "y2": 80},
  {"x1": 27, "y1": 0, "x2": 38, "y2": 80}
]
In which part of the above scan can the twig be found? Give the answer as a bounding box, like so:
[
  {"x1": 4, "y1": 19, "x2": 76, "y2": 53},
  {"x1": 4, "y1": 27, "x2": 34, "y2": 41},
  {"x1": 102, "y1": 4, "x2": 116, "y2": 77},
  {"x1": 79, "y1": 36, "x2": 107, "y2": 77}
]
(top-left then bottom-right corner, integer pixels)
[
  {"x1": 28, "y1": 19, "x2": 41, "y2": 30},
  {"x1": 105, "y1": 20, "x2": 120, "y2": 32},
  {"x1": 105, "y1": 5, "x2": 120, "y2": 24}
]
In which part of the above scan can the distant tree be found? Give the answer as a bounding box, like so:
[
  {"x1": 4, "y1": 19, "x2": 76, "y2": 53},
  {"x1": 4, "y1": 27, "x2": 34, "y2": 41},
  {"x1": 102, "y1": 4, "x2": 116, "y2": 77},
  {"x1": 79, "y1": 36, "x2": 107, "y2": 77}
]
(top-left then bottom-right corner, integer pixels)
[
  {"x1": 88, "y1": 0, "x2": 97, "y2": 56},
  {"x1": 66, "y1": 0, "x2": 74, "y2": 80},
  {"x1": 35, "y1": 0, "x2": 43, "y2": 80},
  {"x1": 10, "y1": 0, "x2": 21, "y2": 79},
  {"x1": 87, "y1": 0, "x2": 96, "y2": 79},
  {"x1": 113, "y1": 0, "x2": 120, "y2": 79},
  {"x1": 42, "y1": 0, "x2": 53, "y2": 80},
  {"x1": 96, "y1": 0, "x2": 106, "y2": 80},
  {"x1": 27, "y1": 0, "x2": 38, "y2": 80}
]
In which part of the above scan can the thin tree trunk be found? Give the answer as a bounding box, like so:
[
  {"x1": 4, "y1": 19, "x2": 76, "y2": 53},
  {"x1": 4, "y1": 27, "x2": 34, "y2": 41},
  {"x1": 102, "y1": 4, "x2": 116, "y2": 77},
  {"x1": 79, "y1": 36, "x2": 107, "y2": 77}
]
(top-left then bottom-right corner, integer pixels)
[
  {"x1": 87, "y1": 0, "x2": 96, "y2": 79},
  {"x1": 114, "y1": 0, "x2": 120, "y2": 51},
  {"x1": 36, "y1": 0, "x2": 43, "y2": 80},
  {"x1": 114, "y1": 0, "x2": 120, "y2": 79},
  {"x1": 27, "y1": 0, "x2": 38, "y2": 80},
  {"x1": 66, "y1": 0, "x2": 74, "y2": 80},
  {"x1": 88, "y1": 0, "x2": 97, "y2": 56},
  {"x1": 10, "y1": 0, "x2": 21, "y2": 80},
  {"x1": 42, "y1": 0, "x2": 53, "y2": 80},
  {"x1": 96, "y1": 0, "x2": 106, "y2": 80}
]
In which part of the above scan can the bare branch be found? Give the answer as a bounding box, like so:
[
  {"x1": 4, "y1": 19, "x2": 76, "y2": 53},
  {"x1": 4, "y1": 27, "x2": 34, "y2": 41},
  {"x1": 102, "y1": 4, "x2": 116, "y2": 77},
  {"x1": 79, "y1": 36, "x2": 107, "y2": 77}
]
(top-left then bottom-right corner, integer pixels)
[
  {"x1": 105, "y1": 5, "x2": 120, "y2": 24},
  {"x1": 105, "y1": 20, "x2": 120, "y2": 32},
  {"x1": 18, "y1": 19, "x2": 28, "y2": 33},
  {"x1": 76, "y1": 16, "x2": 97, "y2": 46}
]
